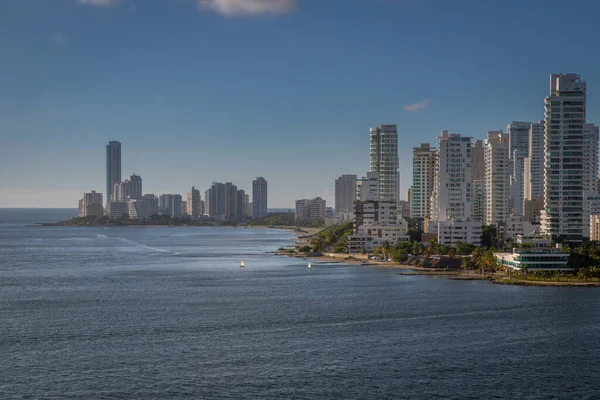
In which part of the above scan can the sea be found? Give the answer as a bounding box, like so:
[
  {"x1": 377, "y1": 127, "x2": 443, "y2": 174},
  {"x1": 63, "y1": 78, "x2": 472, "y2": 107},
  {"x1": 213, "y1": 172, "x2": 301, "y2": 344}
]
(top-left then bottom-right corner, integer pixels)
[{"x1": 1, "y1": 208, "x2": 599, "y2": 399}]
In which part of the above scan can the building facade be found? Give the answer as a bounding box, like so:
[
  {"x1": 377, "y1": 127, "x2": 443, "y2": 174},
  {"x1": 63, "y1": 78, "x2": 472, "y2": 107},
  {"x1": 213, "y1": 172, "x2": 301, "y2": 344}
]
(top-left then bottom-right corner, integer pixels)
[
  {"x1": 507, "y1": 121, "x2": 532, "y2": 216},
  {"x1": 105, "y1": 141, "x2": 121, "y2": 207},
  {"x1": 430, "y1": 131, "x2": 473, "y2": 221},
  {"x1": 113, "y1": 174, "x2": 142, "y2": 202},
  {"x1": 411, "y1": 143, "x2": 437, "y2": 218},
  {"x1": 295, "y1": 197, "x2": 326, "y2": 221},
  {"x1": 370, "y1": 125, "x2": 399, "y2": 200},
  {"x1": 471, "y1": 139, "x2": 484, "y2": 182},
  {"x1": 186, "y1": 186, "x2": 202, "y2": 219},
  {"x1": 525, "y1": 121, "x2": 545, "y2": 202},
  {"x1": 541, "y1": 74, "x2": 587, "y2": 242},
  {"x1": 437, "y1": 218, "x2": 482, "y2": 246}
]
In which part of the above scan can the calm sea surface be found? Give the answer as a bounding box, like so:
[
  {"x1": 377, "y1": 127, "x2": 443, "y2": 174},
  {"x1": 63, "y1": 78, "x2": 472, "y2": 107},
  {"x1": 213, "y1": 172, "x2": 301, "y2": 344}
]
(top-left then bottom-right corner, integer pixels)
[{"x1": 1, "y1": 209, "x2": 599, "y2": 399}]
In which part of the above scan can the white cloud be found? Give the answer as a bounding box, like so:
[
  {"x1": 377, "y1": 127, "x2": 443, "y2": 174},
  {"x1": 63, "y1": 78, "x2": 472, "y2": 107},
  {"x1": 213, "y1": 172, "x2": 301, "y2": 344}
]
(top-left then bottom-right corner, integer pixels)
[
  {"x1": 76, "y1": 0, "x2": 122, "y2": 7},
  {"x1": 50, "y1": 32, "x2": 66, "y2": 46},
  {"x1": 197, "y1": 0, "x2": 298, "y2": 16},
  {"x1": 404, "y1": 99, "x2": 431, "y2": 112}
]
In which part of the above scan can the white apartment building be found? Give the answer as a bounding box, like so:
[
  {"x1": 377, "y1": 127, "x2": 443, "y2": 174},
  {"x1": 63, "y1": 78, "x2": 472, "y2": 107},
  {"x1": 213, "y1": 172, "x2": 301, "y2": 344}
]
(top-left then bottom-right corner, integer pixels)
[
  {"x1": 583, "y1": 193, "x2": 600, "y2": 239},
  {"x1": 524, "y1": 121, "x2": 545, "y2": 202},
  {"x1": 335, "y1": 175, "x2": 357, "y2": 215},
  {"x1": 430, "y1": 131, "x2": 473, "y2": 221},
  {"x1": 78, "y1": 190, "x2": 104, "y2": 217},
  {"x1": 484, "y1": 131, "x2": 510, "y2": 225},
  {"x1": 499, "y1": 216, "x2": 538, "y2": 240},
  {"x1": 295, "y1": 197, "x2": 326, "y2": 221},
  {"x1": 370, "y1": 124, "x2": 399, "y2": 200},
  {"x1": 349, "y1": 199, "x2": 409, "y2": 253},
  {"x1": 410, "y1": 143, "x2": 437, "y2": 218},
  {"x1": 437, "y1": 218, "x2": 482, "y2": 246},
  {"x1": 541, "y1": 74, "x2": 587, "y2": 242},
  {"x1": 507, "y1": 121, "x2": 531, "y2": 216},
  {"x1": 113, "y1": 174, "x2": 142, "y2": 202},
  {"x1": 471, "y1": 140, "x2": 484, "y2": 181},
  {"x1": 516, "y1": 233, "x2": 552, "y2": 248}
]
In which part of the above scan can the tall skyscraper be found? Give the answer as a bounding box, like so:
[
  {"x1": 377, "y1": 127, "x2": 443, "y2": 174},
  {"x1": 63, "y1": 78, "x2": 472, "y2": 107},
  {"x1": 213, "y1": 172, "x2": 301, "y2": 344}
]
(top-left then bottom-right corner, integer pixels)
[
  {"x1": 410, "y1": 143, "x2": 436, "y2": 218},
  {"x1": 209, "y1": 182, "x2": 226, "y2": 219},
  {"x1": 430, "y1": 131, "x2": 472, "y2": 221},
  {"x1": 105, "y1": 141, "x2": 121, "y2": 207},
  {"x1": 186, "y1": 186, "x2": 201, "y2": 219},
  {"x1": 159, "y1": 194, "x2": 182, "y2": 218},
  {"x1": 369, "y1": 125, "x2": 399, "y2": 200},
  {"x1": 252, "y1": 177, "x2": 268, "y2": 219},
  {"x1": 583, "y1": 123, "x2": 599, "y2": 194},
  {"x1": 471, "y1": 140, "x2": 484, "y2": 181},
  {"x1": 541, "y1": 74, "x2": 586, "y2": 242},
  {"x1": 484, "y1": 131, "x2": 509, "y2": 225},
  {"x1": 507, "y1": 121, "x2": 532, "y2": 216},
  {"x1": 113, "y1": 174, "x2": 142, "y2": 202},
  {"x1": 335, "y1": 175, "x2": 357, "y2": 215},
  {"x1": 524, "y1": 121, "x2": 545, "y2": 201}
]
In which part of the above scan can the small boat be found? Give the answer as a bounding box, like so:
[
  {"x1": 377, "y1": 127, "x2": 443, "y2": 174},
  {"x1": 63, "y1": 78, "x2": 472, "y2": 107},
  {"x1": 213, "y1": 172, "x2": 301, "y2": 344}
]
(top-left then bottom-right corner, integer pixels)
[
  {"x1": 307, "y1": 263, "x2": 311, "y2": 269},
  {"x1": 240, "y1": 261, "x2": 245, "y2": 268}
]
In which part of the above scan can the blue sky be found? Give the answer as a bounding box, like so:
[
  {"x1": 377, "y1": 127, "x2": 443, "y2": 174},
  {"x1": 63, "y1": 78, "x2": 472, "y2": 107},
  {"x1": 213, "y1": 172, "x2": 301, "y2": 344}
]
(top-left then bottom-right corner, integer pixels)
[{"x1": 1, "y1": 0, "x2": 599, "y2": 208}]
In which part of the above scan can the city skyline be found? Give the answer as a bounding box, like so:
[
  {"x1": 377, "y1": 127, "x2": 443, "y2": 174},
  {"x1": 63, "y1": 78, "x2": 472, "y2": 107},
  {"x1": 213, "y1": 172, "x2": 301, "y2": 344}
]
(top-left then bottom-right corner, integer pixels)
[{"x1": 2, "y1": 0, "x2": 600, "y2": 208}]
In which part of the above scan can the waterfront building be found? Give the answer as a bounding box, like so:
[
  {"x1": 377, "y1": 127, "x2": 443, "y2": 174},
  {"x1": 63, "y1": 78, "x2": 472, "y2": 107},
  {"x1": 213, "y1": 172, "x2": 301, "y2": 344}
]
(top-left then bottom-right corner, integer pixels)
[
  {"x1": 247, "y1": 202, "x2": 253, "y2": 218},
  {"x1": 159, "y1": 194, "x2": 183, "y2": 218},
  {"x1": 128, "y1": 199, "x2": 153, "y2": 220},
  {"x1": 430, "y1": 131, "x2": 473, "y2": 221},
  {"x1": 437, "y1": 218, "x2": 482, "y2": 246},
  {"x1": 186, "y1": 186, "x2": 202, "y2": 219},
  {"x1": 349, "y1": 199, "x2": 409, "y2": 253},
  {"x1": 410, "y1": 143, "x2": 436, "y2": 218},
  {"x1": 335, "y1": 175, "x2": 358, "y2": 215},
  {"x1": 78, "y1": 190, "x2": 103, "y2": 218},
  {"x1": 105, "y1": 141, "x2": 121, "y2": 208},
  {"x1": 541, "y1": 74, "x2": 587, "y2": 242},
  {"x1": 484, "y1": 131, "x2": 509, "y2": 226},
  {"x1": 498, "y1": 216, "x2": 538, "y2": 240},
  {"x1": 370, "y1": 124, "x2": 399, "y2": 200},
  {"x1": 113, "y1": 174, "x2": 142, "y2": 202},
  {"x1": 495, "y1": 245, "x2": 570, "y2": 271},
  {"x1": 295, "y1": 197, "x2": 326, "y2": 221},
  {"x1": 141, "y1": 194, "x2": 159, "y2": 216},
  {"x1": 507, "y1": 121, "x2": 532, "y2": 216},
  {"x1": 204, "y1": 189, "x2": 211, "y2": 217},
  {"x1": 516, "y1": 233, "x2": 552, "y2": 248},
  {"x1": 108, "y1": 201, "x2": 129, "y2": 218},
  {"x1": 583, "y1": 193, "x2": 600, "y2": 239},
  {"x1": 209, "y1": 182, "x2": 226, "y2": 219},
  {"x1": 181, "y1": 201, "x2": 187, "y2": 215},
  {"x1": 252, "y1": 177, "x2": 268, "y2": 219}
]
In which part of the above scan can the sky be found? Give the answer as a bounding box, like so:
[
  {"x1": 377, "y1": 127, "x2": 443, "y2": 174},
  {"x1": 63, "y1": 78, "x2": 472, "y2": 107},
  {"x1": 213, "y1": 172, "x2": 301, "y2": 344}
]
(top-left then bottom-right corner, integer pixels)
[{"x1": 1, "y1": 0, "x2": 599, "y2": 208}]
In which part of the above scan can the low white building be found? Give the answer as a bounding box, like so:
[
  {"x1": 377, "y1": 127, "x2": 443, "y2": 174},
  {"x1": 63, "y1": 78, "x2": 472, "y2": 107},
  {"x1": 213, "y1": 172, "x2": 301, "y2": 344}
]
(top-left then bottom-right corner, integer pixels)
[
  {"x1": 499, "y1": 216, "x2": 539, "y2": 240},
  {"x1": 437, "y1": 218, "x2": 482, "y2": 246},
  {"x1": 108, "y1": 201, "x2": 129, "y2": 218},
  {"x1": 516, "y1": 234, "x2": 552, "y2": 248},
  {"x1": 495, "y1": 245, "x2": 570, "y2": 271}
]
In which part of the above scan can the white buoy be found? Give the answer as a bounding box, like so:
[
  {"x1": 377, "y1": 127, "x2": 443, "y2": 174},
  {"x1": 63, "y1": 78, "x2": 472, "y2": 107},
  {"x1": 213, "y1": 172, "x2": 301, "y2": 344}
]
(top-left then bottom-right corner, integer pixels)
[
  {"x1": 307, "y1": 262, "x2": 311, "y2": 269},
  {"x1": 240, "y1": 261, "x2": 245, "y2": 268}
]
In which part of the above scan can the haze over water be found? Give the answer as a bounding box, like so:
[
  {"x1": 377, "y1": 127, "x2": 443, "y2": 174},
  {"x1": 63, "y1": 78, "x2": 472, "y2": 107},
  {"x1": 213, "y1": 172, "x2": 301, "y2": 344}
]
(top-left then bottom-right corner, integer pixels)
[{"x1": 1, "y1": 209, "x2": 599, "y2": 399}]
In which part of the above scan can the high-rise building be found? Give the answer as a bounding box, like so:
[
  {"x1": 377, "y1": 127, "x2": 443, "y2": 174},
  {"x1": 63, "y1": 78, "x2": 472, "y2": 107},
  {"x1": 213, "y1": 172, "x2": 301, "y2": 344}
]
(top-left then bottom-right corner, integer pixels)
[
  {"x1": 430, "y1": 131, "x2": 472, "y2": 221},
  {"x1": 525, "y1": 121, "x2": 545, "y2": 202},
  {"x1": 583, "y1": 124, "x2": 599, "y2": 194},
  {"x1": 252, "y1": 177, "x2": 268, "y2": 219},
  {"x1": 410, "y1": 143, "x2": 437, "y2": 218},
  {"x1": 113, "y1": 174, "x2": 142, "y2": 202},
  {"x1": 358, "y1": 172, "x2": 380, "y2": 201},
  {"x1": 295, "y1": 197, "x2": 326, "y2": 221},
  {"x1": 159, "y1": 194, "x2": 182, "y2": 218},
  {"x1": 204, "y1": 189, "x2": 211, "y2": 217},
  {"x1": 186, "y1": 186, "x2": 201, "y2": 219},
  {"x1": 224, "y1": 182, "x2": 238, "y2": 220},
  {"x1": 78, "y1": 190, "x2": 103, "y2": 217},
  {"x1": 484, "y1": 131, "x2": 510, "y2": 226},
  {"x1": 471, "y1": 180, "x2": 484, "y2": 222},
  {"x1": 209, "y1": 182, "x2": 226, "y2": 219},
  {"x1": 541, "y1": 74, "x2": 587, "y2": 242},
  {"x1": 235, "y1": 188, "x2": 247, "y2": 219},
  {"x1": 105, "y1": 141, "x2": 121, "y2": 207},
  {"x1": 181, "y1": 201, "x2": 187, "y2": 215},
  {"x1": 141, "y1": 194, "x2": 159, "y2": 216},
  {"x1": 369, "y1": 125, "x2": 399, "y2": 200},
  {"x1": 335, "y1": 175, "x2": 358, "y2": 215},
  {"x1": 507, "y1": 121, "x2": 532, "y2": 216},
  {"x1": 471, "y1": 140, "x2": 484, "y2": 181}
]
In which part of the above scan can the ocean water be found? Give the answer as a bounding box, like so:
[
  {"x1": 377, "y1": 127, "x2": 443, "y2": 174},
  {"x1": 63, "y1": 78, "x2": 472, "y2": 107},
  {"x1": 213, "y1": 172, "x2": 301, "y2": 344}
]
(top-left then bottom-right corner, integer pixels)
[{"x1": 1, "y1": 209, "x2": 599, "y2": 399}]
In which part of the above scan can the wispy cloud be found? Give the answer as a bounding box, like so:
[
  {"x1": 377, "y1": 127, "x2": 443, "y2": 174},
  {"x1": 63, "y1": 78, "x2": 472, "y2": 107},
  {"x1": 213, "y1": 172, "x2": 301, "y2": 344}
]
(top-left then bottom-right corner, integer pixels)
[
  {"x1": 50, "y1": 32, "x2": 67, "y2": 46},
  {"x1": 197, "y1": 0, "x2": 298, "y2": 16},
  {"x1": 76, "y1": 0, "x2": 122, "y2": 7},
  {"x1": 404, "y1": 99, "x2": 431, "y2": 112}
]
